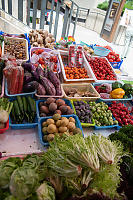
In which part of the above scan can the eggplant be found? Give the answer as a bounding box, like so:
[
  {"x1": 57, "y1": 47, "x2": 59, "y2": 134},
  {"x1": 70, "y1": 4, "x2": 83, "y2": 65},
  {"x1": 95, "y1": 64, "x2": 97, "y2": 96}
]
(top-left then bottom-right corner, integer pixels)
[
  {"x1": 37, "y1": 83, "x2": 46, "y2": 95},
  {"x1": 36, "y1": 66, "x2": 44, "y2": 77},
  {"x1": 22, "y1": 62, "x2": 36, "y2": 72},
  {"x1": 31, "y1": 70, "x2": 39, "y2": 81},
  {"x1": 24, "y1": 72, "x2": 33, "y2": 84},
  {"x1": 23, "y1": 81, "x2": 39, "y2": 93}
]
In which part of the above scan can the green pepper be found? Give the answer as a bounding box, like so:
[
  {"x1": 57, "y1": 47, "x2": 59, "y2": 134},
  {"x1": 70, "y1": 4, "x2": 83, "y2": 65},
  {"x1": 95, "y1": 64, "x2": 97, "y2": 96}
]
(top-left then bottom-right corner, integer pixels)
[
  {"x1": 122, "y1": 83, "x2": 133, "y2": 95},
  {"x1": 112, "y1": 81, "x2": 123, "y2": 90}
]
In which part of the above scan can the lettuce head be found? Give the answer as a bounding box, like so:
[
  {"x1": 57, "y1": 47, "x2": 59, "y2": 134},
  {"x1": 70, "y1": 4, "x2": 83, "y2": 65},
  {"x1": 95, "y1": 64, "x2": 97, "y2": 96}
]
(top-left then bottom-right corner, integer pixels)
[{"x1": 36, "y1": 181, "x2": 55, "y2": 200}]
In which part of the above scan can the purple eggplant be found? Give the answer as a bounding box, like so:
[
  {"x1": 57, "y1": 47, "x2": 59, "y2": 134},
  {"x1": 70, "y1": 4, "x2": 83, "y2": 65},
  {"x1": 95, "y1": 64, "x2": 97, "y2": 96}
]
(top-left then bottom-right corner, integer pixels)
[
  {"x1": 48, "y1": 70, "x2": 60, "y2": 87},
  {"x1": 23, "y1": 81, "x2": 38, "y2": 92},
  {"x1": 24, "y1": 72, "x2": 33, "y2": 84},
  {"x1": 36, "y1": 66, "x2": 44, "y2": 77},
  {"x1": 31, "y1": 70, "x2": 39, "y2": 81},
  {"x1": 37, "y1": 83, "x2": 46, "y2": 95},
  {"x1": 22, "y1": 62, "x2": 36, "y2": 72},
  {"x1": 40, "y1": 76, "x2": 56, "y2": 95}
]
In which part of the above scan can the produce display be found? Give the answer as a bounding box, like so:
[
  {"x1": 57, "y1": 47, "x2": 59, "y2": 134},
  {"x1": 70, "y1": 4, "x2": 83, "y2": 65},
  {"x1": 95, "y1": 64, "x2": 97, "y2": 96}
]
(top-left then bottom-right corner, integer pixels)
[
  {"x1": 10, "y1": 96, "x2": 36, "y2": 124},
  {"x1": 64, "y1": 86, "x2": 98, "y2": 97},
  {"x1": 95, "y1": 81, "x2": 132, "y2": 99},
  {"x1": 29, "y1": 29, "x2": 55, "y2": 49},
  {"x1": 108, "y1": 101, "x2": 133, "y2": 126},
  {"x1": 106, "y1": 51, "x2": 121, "y2": 63},
  {"x1": 87, "y1": 57, "x2": 117, "y2": 80},
  {"x1": 4, "y1": 37, "x2": 27, "y2": 60},
  {"x1": 41, "y1": 114, "x2": 82, "y2": 142},
  {"x1": 89, "y1": 101, "x2": 118, "y2": 126},
  {"x1": 38, "y1": 98, "x2": 74, "y2": 117},
  {"x1": 31, "y1": 48, "x2": 59, "y2": 72},
  {"x1": 72, "y1": 101, "x2": 92, "y2": 124},
  {"x1": 22, "y1": 62, "x2": 62, "y2": 96},
  {"x1": 1, "y1": 32, "x2": 133, "y2": 200}
]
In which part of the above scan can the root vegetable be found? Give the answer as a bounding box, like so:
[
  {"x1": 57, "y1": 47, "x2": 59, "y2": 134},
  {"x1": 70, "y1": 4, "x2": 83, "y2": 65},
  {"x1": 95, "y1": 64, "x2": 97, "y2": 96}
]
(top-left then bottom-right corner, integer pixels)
[
  {"x1": 47, "y1": 124, "x2": 57, "y2": 134},
  {"x1": 46, "y1": 98, "x2": 56, "y2": 105},
  {"x1": 45, "y1": 37, "x2": 51, "y2": 44},
  {"x1": 40, "y1": 106, "x2": 49, "y2": 114},
  {"x1": 69, "y1": 117, "x2": 75, "y2": 123},
  {"x1": 60, "y1": 118, "x2": 69, "y2": 127},
  {"x1": 53, "y1": 114, "x2": 61, "y2": 121},
  {"x1": 49, "y1": 103, "x2": 57, "y2": 112},
  {"x1": 59, "y1": 126, "x2": 67, "y2": 133},
  {"x1": 67, "y1": 122, "x2": 76, "y2": 131},
  {"x1": 47, "y1": 134, "x2": 55, "y2": 142},
  {"x1": 46, "y1": 119, "x2": 55, "y2": 125}
]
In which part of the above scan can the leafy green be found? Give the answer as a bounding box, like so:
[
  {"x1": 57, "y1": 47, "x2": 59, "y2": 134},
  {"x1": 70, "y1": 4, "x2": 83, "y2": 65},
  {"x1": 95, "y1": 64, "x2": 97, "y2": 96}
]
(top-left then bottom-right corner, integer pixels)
[
  {"x1": 36, "y1": 181, "x2": 55, "y2": 200},
  {"x1": 109, "y1": 125, "x2": 133, "y2": 154},
  {"x1": 9, "y1": 167, "x2": 39, "y2": 200},
  {"x1": 0, "y1": 188, "x2": 10, "y2": 199},
  {"x1": 4, "y1": 195, "x2": 19, "y2": 200},
  {"x1": 0, "y1": 98, "x2": 13, "y2": 114},
  {"x1": 22, "y1": 154, "x2": 46, "y2": 181},
  {"x1": 89, "y1": 164, "x2": 121, "y2": 199},
  {"x1": 0, "y1": 157, "x2": 21, "y2": 188}
]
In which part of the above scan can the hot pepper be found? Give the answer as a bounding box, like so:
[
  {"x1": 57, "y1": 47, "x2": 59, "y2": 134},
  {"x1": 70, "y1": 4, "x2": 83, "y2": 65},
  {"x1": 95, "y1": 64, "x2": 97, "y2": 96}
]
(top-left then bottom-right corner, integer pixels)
[{"x1": 110, "y1": 88, "x2": 125, "y2": 99}]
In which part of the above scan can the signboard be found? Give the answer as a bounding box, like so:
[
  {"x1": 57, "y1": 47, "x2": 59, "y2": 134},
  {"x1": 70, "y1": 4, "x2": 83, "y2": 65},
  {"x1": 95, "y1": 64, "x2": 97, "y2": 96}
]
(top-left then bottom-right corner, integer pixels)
[{"x1": 104, "y1": 1, "x2": 120, "y2": 32}]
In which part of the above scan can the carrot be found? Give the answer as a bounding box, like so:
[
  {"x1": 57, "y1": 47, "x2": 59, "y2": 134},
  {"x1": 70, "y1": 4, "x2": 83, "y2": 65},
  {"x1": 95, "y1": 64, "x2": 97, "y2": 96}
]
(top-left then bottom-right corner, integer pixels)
[{"x1": 0, "y1": 46, "x2": 2, "y2": 57}]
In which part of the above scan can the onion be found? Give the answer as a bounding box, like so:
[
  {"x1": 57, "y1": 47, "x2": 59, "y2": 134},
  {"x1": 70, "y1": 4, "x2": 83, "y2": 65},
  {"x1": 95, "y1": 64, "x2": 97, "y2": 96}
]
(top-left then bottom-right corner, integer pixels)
[{"x1": 0, "y1": 110, "x2": 9, "y2": 123}]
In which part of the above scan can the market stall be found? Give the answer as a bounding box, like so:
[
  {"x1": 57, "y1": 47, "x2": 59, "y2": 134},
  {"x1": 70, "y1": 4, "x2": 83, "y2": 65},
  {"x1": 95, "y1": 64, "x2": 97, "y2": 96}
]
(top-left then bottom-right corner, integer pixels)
[{"x1": 0, "y1": 31, "x2": 133, "y2": 200}]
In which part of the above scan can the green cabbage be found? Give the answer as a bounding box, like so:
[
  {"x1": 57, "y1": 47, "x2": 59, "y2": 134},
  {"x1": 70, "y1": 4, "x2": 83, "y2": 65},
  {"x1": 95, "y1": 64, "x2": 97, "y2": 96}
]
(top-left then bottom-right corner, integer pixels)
[
  {"x1": 36, "y1": 182, "x2": 55, "y2": 200},
  {"x1": 4, "y1": 195, "x2": 19, "y2": 200},
  {"x1": 22, "y1": 154, "x2": 46, "y2": 181},
  {"x1": 0, "y1": 157, "x2": 21, "y2": 188},
  {"x1": 9, "y1": 167, "x2": 39, "y2": 200}
]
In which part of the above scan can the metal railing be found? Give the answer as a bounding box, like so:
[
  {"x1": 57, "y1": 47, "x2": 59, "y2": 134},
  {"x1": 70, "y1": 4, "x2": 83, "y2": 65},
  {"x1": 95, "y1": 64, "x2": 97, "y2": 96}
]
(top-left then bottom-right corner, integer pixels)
[{"x1": 0, "y1": 0, "x2": 90, "y2": 40}]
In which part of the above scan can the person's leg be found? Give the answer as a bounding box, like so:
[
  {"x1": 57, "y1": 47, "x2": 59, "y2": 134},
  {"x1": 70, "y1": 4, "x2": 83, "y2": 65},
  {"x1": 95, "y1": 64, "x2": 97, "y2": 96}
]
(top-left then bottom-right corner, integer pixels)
[{"x1": 121, "y1": 29, "x2": 131, "y2": 58}]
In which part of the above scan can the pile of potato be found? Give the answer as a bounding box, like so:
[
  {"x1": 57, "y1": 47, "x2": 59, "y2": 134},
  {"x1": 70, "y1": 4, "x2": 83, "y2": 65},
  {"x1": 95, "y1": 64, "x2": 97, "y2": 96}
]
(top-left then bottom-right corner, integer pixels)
[
  {"x1": 42, "y1": 114, "x2": 82, "y2": 142},
  {"x1": 29, "y1": 30, "x2": 55, "y2": 49},
  {"x1": 39, "y1": 98, "x2": 74, "y2": 117}
]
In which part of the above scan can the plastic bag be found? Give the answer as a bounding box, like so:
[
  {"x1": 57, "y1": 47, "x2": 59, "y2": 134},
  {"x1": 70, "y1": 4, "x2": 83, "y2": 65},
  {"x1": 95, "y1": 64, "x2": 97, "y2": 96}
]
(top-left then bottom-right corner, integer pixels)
[{"x1": 3, "y1": 57, "x2": 24, "y2": 94}]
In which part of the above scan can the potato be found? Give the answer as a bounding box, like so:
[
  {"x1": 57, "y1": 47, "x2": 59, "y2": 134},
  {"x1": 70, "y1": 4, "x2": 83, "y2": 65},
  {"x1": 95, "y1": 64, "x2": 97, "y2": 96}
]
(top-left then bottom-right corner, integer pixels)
[
  {"x1": 59, "y1": 126, "x2": 67, "y2": 133},
  {"x1": 56, "y1": 120, "x2": 61, "y2": 127},
  {"x1": 69, "y1": 117, "x2": 75, "y2": 123},
  {"x1": 42, "y1": 127, "x2": 47, "y2": 135},
  {"x1": 56, "y1": 99, "x2": 65, "y2": 107},
  {"x1": 47, "y1": 134, "x2": 55, "y2": 142},
  {"x1": 46, "y1": 97, "x2": 55, "y2": 105},
  {"x1": 60, "y1": 118, "x2": 69, "y2": 127},
  {"x1": 40, "y1": 106, "x2": 49, "y2": 114},
  {"x1": 54, "y1": 110, "x2": 62, "y2": 115},
  {"x1": 42, "y1": 121, "x2": 48, "y2": 127},
  {"x1": 46, "y1": 119, "x2": 55, "y2": 125},
  {"x1": 49, "y1": 103, "x2": 57, "y2": 112},
  {"x1": 53, "y1": 114, "x2": 61, "y2": 121},
  {"x1": 43, "y1": 135, "x2": 48, "y2": 141},
  {"x1": 47, "y1": 124, "x2": 57, "y2": 134},
  {"x1": 67, "y1": 122, "x2": 76, "y2": 131}
]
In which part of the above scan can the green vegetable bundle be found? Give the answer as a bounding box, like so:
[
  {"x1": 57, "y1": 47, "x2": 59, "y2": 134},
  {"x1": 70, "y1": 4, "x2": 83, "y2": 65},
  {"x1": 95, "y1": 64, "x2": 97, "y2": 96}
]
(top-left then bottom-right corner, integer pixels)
[{"x1": 11, "y1": 96, "x2": 36, "y2": 124}]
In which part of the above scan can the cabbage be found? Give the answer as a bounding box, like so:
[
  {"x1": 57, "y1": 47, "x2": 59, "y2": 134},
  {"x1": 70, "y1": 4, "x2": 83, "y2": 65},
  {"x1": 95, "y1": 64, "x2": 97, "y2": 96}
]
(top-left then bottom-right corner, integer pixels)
[
  {"x1": 36, "y1": 181, "x2": 55, "y2": 200},
  {"x1": 4, "y1": 195, "x2": 19, "y2": 200},
  {"x1": 22, "y1": 154, "x2": 46, "y2": 181},
  {"x1": 0, "y1": 157, "x2": 21, "y2": 188},
  {"x1": 9, "y1": 167, "x2": 39, "y2": 200}
]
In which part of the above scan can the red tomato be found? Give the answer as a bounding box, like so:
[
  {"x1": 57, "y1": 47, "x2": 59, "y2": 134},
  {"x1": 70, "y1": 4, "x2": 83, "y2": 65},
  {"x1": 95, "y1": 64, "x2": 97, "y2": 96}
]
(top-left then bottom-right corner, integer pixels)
[{"x1": 116, "y1": 58, "x2": 121, "y2": 62}]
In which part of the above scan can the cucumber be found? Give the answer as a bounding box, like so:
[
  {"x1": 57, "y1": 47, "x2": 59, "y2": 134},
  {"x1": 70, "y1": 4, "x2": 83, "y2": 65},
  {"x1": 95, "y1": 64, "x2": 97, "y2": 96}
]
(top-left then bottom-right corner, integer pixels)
[
  {"x1": 22, "y1": 97, "x2": 27, "y2": 113},
  {"x1": 27, "y1": 96, "x2": 36, "y2": 113}
]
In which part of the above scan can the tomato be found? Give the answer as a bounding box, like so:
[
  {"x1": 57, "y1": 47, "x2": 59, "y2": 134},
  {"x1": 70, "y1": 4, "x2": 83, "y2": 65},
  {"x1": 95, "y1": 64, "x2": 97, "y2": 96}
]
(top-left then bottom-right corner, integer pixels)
[
  {"x1": 50, "y1": 56, "x2": 58, "y2": 63},
  {"x1": 116, "y1": 58, "x2": 121, "y2": 62},
  {"x1": 109, "y1": 59, "x2": 114, "y2": 62},
  {"x1": 38, "y1": 58, "x2": 45, "y2": 64}
]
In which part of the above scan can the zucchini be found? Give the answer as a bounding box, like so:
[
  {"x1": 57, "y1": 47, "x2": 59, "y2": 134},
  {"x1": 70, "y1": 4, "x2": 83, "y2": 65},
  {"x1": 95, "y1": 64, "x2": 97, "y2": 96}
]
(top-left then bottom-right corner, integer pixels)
[
  {"x1": 27, "y1": 96, "x2": 36, "y2": 113},
  {"x1": 17, "y1": 96, "x2": 24, "y2": 114},
  {"x1": 22, "y1": 97, "x2": 27, "y2": 113}
]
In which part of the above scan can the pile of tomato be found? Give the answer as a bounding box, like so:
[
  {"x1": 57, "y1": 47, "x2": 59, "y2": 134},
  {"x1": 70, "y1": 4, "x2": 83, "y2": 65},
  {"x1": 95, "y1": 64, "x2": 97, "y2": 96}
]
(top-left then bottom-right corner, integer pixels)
[
  {"x1": 64, "y1": 66, "x2": 89, "y2": 79},
  {"x1": 109, "y1": 101, "x2": 133, "y2": 126},
  {"x1": 106, "y1": 52, "x2": 121, "y2": 63},
  {"x1": 88, "y1": 57, "x2": 116, "y2": 80}
]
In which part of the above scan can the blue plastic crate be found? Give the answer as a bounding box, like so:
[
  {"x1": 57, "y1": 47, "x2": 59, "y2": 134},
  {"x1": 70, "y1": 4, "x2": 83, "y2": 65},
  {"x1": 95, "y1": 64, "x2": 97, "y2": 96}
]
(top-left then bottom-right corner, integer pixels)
[
  {"x1": 93, "y1": 46, "x2": 111, "y2": 57},
  {"x1": 93, "y1": 82, "x2": 132, "y2": 102},
  {"x1": 36, "y1": 99, "x2": 73, "y2": 119},
  {"x1": 110, "y1": 59, "x2": 123, "y2": 69},
  {"x1": 88, "y1": 100, "x2": 119, "y2": 130},
  {"x1": 38, "y1": 114, "x2": 84, "y2": 147},
  {"x1": 9, "y1": 97, "x2": 38, "y2": 129},
  {"x1": 5, "y1": 80, "x2": 36, "y2": 98}
]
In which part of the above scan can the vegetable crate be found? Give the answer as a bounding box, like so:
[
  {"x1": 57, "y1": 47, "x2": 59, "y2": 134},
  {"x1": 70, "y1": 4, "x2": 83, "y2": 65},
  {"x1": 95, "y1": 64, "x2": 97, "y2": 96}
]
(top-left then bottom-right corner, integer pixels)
[
  {"x1": 61, "y1": 83, "x2": 100, "y2": 101},
  {"x1": 38, "y1": 114, "x2": 84, "y2": 147},
  {"x1": 85, "y1": 55, "x2": 118, "y2": 83},
  {"x1": 108, "y1": 101, "x2": 133, "y2": 130},
  {"x1": 71, "y1": 99, "x2": 95, "y2": 127},
  {"x1": 5, "y1": 80, "x2": 36, "y2": 98},
  {"x1": 2, "y1": 36, "x2": 29, "y2": 62},
  {"x1": 36, "y1": 99, "x2": 73, "y2": 119},
  {"x1": 0, "y1": 119, "x2": 9, "y2": 134},
  {"x1": 110, "y1": 59, "x2": 123, "y2": 69},
  {"x1": 9, "y1": 96, "x2": 38, "y2": 130},
  {"x1": 30, "y1": 47, "x2": 61, "y2": 73},
  {"x1": 58, "y1": 50, "x2": 96, "y2": 83},
  {"x1": 93, "y1": 82, "x2": 132, "y2": 102}
]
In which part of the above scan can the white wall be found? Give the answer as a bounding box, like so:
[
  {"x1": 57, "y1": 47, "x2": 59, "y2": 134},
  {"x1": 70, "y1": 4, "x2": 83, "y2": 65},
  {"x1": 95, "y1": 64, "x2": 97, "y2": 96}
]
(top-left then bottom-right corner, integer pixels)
[{"x1": 73, "y1": 0, "x2": 106, "y2": 8}]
